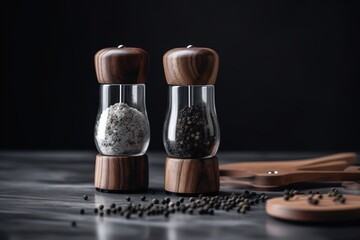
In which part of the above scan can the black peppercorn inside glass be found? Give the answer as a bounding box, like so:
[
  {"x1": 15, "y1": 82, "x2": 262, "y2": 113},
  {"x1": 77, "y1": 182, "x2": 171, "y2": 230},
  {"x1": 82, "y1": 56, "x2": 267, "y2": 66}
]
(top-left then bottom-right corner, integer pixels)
[{"x1": 163, "y1": 86, "x2": 220, "y2": 158}]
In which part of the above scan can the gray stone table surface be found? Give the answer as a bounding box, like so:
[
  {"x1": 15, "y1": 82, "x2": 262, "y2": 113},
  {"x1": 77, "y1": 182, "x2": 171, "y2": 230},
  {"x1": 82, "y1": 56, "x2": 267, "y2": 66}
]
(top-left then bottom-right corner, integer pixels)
[{"x1": 0, "y1": 151, "x2": 360, "y2": 240}]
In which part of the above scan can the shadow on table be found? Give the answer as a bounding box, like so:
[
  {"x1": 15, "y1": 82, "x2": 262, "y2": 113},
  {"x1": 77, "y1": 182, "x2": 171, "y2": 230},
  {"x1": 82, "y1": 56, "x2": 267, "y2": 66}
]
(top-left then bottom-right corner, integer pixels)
[{"x1": 266, "y1": 216, "x2": 360, "y2": 239}]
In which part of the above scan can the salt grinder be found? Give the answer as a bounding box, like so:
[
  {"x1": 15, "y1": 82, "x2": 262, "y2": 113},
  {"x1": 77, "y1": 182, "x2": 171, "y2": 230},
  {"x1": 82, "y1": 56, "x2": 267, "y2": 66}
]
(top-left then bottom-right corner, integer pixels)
[
  {"x1": 94, "y1": 45, "x2": 150, "y2": 192},
  {"x1": 163, "y1": 45, "x2": 220, "y2": 195}
]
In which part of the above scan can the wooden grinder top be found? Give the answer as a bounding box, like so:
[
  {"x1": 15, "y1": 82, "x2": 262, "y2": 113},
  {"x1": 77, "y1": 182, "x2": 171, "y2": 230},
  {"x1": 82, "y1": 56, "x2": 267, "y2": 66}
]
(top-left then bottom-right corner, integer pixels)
[
  {"x1": 163, "y1": 45, "x2": 219, "y2": 86},
  {"x1": 94, "y1": 45, "x2": 149, "y2": 84}
]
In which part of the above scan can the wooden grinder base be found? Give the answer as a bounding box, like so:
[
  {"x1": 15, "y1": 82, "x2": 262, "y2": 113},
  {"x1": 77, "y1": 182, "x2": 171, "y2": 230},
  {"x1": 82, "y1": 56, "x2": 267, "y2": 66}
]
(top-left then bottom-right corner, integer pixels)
[
  {"x1": 94, "y1": 154, "x2": 148, "y2": 192},
  {"x1": 165, "y1": 156, "x2": 220, "y2": 195}
]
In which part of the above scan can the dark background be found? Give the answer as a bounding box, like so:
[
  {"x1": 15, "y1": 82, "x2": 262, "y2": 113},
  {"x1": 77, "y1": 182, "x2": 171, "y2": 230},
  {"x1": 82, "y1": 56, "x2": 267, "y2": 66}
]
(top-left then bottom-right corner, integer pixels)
[{"x1": 1, "y1": 0, "x2": 359, "y2": 152}]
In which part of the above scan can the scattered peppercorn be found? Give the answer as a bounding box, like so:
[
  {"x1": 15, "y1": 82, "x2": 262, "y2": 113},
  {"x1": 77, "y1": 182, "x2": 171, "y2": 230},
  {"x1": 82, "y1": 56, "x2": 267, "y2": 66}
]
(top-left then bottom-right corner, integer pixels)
[
  {"x1": 77, "y1": 191, "x2": 267, "y2": 220},
  {"x1": 83, "y1": 195, "x2": 88, "y2": 200},
  {"x1": 329, "y1": 190, "x2": 347, "y2": 204},
  {"x1": 307, "y1": 196, "x2": 319, "y2": 205},
  {"x1": 71, "y1": 221, "x2": 76, "y2": 227},
  {"x1": 282, "y1": 188, "x2": 302, "y2": 200}
]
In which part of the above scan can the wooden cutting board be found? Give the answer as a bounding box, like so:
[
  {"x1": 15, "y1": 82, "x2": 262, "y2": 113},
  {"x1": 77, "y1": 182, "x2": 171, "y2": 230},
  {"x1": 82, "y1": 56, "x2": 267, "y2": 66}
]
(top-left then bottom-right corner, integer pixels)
[
  {"x1": 266, "y1": 194, "x2": 360, "y2": 222},
  {"x1": 342, "y1": 166, "x2": 360, "y2": 190},
  {"x1": 220, "y1": 153, "x2": 360, "y2": 189}
]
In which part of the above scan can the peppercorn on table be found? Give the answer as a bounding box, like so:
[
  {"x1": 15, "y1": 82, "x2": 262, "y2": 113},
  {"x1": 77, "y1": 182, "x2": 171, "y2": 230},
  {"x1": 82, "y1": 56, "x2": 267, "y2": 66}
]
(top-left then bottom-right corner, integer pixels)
[{"x1": 0, "y1": 151, "x2": 359, "y2": 240}]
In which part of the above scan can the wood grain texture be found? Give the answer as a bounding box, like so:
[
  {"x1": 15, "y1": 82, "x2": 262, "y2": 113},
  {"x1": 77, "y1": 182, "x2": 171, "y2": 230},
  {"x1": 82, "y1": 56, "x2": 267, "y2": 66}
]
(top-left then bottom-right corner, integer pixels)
[
  {"x1": 266, "y1": 194, "x2": 360, "y2": 222},
  {"x1": 95, "y1": 47, "x2": 149, "y2": 84},
  {"x1": 219, "y1": 152, "x2": 359, "y2": 189},
  {"x1": 342, "y1": 165, "x2": 360, "y2": 190},
  {"x1": 165, "y1": 156, "x2": 219, "y2": 194},
  {"x1": 163, "y1": 47, "x2": 219, "y2": 86},
  {"x1": 94, "y1": 154, "x2": 148, "y2": 191}
]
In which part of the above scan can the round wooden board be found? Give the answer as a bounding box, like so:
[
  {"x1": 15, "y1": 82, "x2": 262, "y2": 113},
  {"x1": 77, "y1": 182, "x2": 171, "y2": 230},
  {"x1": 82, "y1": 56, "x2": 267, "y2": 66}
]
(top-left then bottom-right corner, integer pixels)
[{"x1": 266, "y1": 194, "x2": 360, "y2": 222}]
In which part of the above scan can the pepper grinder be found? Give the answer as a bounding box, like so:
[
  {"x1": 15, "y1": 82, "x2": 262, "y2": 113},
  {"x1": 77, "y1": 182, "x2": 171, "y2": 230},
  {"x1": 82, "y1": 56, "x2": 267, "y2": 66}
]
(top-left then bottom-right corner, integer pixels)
[
  {"x1": 94, "y1": 45, "x2": 150, "y2": 192},
  {"x1": 163, "y1": 45, "x2": 220, "y2": 195}
]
